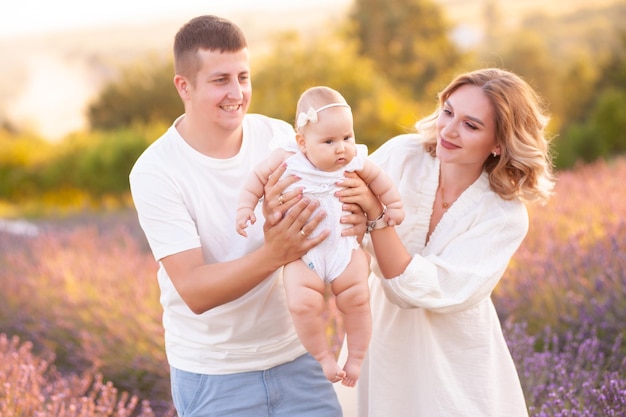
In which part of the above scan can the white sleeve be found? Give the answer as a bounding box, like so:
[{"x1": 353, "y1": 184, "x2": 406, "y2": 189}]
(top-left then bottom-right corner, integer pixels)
[
  {"x1": 268, "y1": 119, "x2": 297, "y2": 151},
  {"x1": 129, "y1": 168, "x2": 200, "y2": 262},
  {"x1": 380, "y1": 202, "x2": 528, "y2": 313}
]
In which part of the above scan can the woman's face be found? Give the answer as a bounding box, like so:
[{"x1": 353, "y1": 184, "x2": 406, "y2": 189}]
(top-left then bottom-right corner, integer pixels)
[{"x1": 435, "y1": 84, "x2": 499, "y2": 168}]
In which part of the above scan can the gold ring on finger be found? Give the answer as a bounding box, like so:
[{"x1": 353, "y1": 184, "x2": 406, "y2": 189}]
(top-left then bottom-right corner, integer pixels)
[
  {"x1": 299, "y1": 229, "x2": 307, "y2": 237},
  {"x1": 278, "y1": 194, "x2": 284, "y2": 205}
]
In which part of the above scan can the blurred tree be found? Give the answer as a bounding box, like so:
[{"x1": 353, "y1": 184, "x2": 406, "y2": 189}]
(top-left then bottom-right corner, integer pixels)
[
  {"x1": 0, "y1": 125, "x2": 162, "y2": 203},
  {"x1": 594, "y1": 32, "x2": 626, "y2": 93},
  {"x1": 556, "y1": 87, "x2": 626, "y2": 168},
  {"x1": 73, "y1": 129, "x2": 155, "y2": 196},
  {"x1": 0, "y1": 133, "x2": 54, "y2": 200},
  {"x1": 492, "y1": 30, "x2": 556, "y2": 107},
  {"x1": 347, "y1": 0, "x2": 465, "y2": 99},
  {"x1": 474, "y1": 3, "x2": 626, "y2": 169},
  {"x1": 588, "y1": 89, "x2": 626, "y2": 155},
  {"x1": 87, "y1": 55, "x2": 182, "y2": 131},
  {"x1": 557, "y1": 52, "x2": 600, "y2": 126},
  {"x1": 555, "y1": 30, "x2": 626, "y2": 168},
  {"x1": 250, "y1": 32, "x2": 420, "y2": 150}
]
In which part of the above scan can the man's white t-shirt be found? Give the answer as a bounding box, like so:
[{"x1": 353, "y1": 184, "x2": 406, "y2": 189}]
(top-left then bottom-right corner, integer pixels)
[{"x1": 129, "y1": 114, "x2": 306, "y2": 374}]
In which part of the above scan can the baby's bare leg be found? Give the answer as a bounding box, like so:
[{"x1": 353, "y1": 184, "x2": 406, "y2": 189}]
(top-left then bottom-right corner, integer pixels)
[
  {"x1": 284, "y1": 260, "x2": 345, "y2": 383},
  {"x1": 331, "y1": 248, "x2": 371, "y2": 387}
]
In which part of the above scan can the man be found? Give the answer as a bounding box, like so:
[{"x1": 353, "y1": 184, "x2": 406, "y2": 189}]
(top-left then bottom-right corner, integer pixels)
[{"x1": 130, "y1": 15, "x2": 360, "y2": 416}]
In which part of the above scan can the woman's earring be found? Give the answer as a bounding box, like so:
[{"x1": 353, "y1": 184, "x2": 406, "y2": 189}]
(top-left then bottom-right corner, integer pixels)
[{"x1": 492, "y1": 151, "x2": 498, "y2": 157}]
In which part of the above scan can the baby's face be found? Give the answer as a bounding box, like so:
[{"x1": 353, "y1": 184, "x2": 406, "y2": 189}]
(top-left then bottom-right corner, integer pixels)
[{"x1": 299, "y1": 107, "x2": 356, "y2": 172}]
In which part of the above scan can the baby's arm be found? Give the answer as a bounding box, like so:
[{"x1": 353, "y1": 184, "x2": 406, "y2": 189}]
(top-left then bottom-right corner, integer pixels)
[
  {"x1": 356, "y1": 159, "x2": 405, "y2": 225},
  {"x1": 236, "y1": 148, "x2": 291, "y2": 237}
]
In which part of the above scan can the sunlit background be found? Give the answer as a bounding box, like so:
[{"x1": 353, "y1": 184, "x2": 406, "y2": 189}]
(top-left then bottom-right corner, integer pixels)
[
  {"x1": 1, "y1": 0, "x2": 621, "y2": 143},
  {"x1": 0, "y1": 1, "x2": 625, "y2": 416},
  {"x1": 0, "y1": 0, "x2": 351, "y2": 140}
]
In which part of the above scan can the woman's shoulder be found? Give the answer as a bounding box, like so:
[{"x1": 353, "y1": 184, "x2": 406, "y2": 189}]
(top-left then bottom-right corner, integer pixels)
[{"x1": 475, "y1": 177, "x2": 529, "y2": 231}]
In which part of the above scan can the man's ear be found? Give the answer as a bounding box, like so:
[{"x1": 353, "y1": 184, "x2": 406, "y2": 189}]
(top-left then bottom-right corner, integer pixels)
[{"x1": 174, "y1": 74, "x2": 190, "y2": 98}]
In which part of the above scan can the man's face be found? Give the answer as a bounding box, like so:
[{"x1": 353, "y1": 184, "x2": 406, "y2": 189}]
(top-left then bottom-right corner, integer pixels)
[{"x1": 186, "y1": 47, "x2": 252, "y2": 132}]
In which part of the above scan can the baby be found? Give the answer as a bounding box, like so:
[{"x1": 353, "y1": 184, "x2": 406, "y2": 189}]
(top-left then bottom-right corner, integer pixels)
[{"x1": 236, "y1": 86, "x2": 404, "y2": 386}]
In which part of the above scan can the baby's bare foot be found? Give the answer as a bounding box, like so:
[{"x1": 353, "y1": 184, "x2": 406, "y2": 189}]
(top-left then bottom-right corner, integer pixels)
[
  {"x1": 320, "y1": 356, "x2": 346, "y2": 383},
  {"x1": 341, "y1": 356, "x2": 363, "y2": 387}
]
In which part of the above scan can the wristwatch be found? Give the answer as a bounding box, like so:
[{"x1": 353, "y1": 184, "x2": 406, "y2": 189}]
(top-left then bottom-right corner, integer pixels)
[{"x1": 366, "y1": 208, "x2": 389, "y2": 233}]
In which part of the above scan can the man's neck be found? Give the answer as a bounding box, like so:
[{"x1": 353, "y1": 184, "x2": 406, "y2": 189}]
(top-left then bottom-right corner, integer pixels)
[{"x1": 176, "y1": 115, "x2": 243, "y2": 158}]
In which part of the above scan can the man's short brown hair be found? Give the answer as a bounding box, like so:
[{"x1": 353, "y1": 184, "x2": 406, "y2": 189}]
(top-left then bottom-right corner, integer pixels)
[{"x1": 174, "y1": 15, "x2": 248, "y2": 80}]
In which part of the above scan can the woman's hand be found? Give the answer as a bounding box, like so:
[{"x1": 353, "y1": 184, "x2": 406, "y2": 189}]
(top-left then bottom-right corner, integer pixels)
[
  {"x1": 337, "y1": 172, "x2": 384, "y2": 220},
  {"x1": 340, "y1": 202, "x2": 367, "y2": 243}
]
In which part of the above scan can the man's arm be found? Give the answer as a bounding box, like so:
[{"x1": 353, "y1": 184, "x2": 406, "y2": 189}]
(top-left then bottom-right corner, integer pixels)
[{"x1": 163, "y1": 196, "x2": 328, "y2": 314}]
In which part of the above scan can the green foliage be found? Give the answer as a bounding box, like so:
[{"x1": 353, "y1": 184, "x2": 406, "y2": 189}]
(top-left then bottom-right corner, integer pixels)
[
  {"x1": 491, "y1": 30, "x2": 555, "y2": 100},
  {"x1": 72, "y1": 130, "x2": 153, "y2": 196},
  {"x1": 556, "y1": 52, "x2": 601, "y2": 126},
  {"x1": 250, "y1": 32, "x2": 419, "y2": 150},
  {"x1": 595, "y1": 32, "x2": 626, "y2": 91},
  {"x1": 88, "y1": 55, "x2": 182, "y2": 131},
  {"x1": 0, "y1": 132, "x2": 58, "y2": 199},
  {"x1": 0, "y1": 125, "x2": 161, "y2": 207},
  {"x1": 554, "y1": 27, "x2": 626, "y2": 169},
  {"x1": 348, "y1": 0, "x2": 465, "y2": 98},
  {"x1": 475, "y1": 2, "x2": 626, "y2": 168},
  {"x1": 555, "y1": 88, "x2": 626, "y2": 168},
  {"x1": 523, "y1": 2, "x2": 626, "y2": 60},
  {"x1": 2, "y1": 0, "x2": 626, "y2": 212}
]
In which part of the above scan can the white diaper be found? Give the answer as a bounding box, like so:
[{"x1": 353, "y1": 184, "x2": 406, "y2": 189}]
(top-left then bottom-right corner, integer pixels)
[
  {"x1": 282, "y1": 145, "x2": 366, "y2": 282},
  {"x1": 301, "y1": 194, "x2": 359, "y2": 282}
]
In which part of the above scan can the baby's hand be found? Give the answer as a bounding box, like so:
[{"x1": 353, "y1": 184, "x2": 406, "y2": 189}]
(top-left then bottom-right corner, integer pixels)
[
  {"x1": 385, "y1": 207, "x2": 405, "y2": 227},
  {"x1": 236, "y1": 209, "x2": 256, "y2": 238}
]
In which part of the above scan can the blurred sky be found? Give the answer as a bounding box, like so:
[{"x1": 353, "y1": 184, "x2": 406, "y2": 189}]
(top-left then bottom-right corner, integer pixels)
[
  {"x1": 1, "y1": 0, "x2": 353, "y2": 140},
  {"x1": 0, "y1": 0, "x2": 339, "y2": 38}
]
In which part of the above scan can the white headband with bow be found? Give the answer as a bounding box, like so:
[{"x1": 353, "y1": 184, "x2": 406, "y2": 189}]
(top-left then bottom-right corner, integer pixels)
[{"x1": 296, "y1": 103, "x2": 351, "y2": 129}]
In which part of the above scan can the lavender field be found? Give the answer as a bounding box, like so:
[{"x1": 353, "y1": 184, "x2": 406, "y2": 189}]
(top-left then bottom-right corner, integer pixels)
[{"x1": 1, "y1": 157, "x2": 625, "y2": 416}]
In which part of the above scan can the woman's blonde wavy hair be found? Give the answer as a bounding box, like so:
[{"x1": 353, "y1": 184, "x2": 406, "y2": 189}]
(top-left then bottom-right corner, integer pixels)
[{"x1": 416, "y1": 68, "x2": 555, "y2": 203}]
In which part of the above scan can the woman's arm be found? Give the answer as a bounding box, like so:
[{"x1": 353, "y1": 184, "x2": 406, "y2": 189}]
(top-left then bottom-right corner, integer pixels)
[
  {"x1": 379, "y1": 203, "x2": 528, "y2": 313},
  {"x1": 356, "y1": 159, "x2": 405, "y2": 225},
  {"x1": 337, "y1": 172, "x2": 412, "y2": 277}
]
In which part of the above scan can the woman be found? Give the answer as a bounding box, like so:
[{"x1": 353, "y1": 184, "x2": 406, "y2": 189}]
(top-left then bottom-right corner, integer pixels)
[{"x1": 339, "y1": 68, "x2": 554, "y2": 416}]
